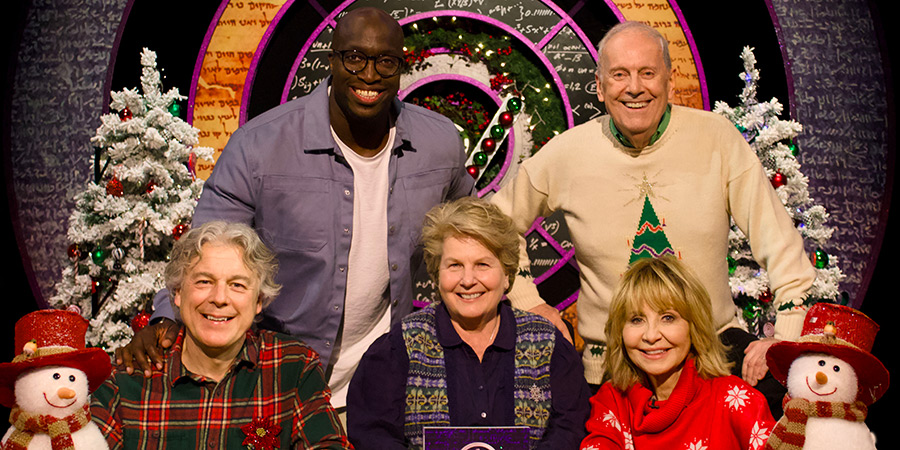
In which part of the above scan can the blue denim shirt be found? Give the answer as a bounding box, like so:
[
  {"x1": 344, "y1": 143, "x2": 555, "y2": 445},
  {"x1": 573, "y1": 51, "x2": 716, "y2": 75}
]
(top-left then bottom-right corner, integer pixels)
[{"x1": 153, "y1": 78, "x2": 473, "y2": 367}]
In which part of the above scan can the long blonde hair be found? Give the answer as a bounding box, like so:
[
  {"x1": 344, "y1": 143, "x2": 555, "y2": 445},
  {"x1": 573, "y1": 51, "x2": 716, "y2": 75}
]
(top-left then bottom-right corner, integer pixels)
[{"x1": 603, "y1": 257, "x2": 732, "y2": 390}]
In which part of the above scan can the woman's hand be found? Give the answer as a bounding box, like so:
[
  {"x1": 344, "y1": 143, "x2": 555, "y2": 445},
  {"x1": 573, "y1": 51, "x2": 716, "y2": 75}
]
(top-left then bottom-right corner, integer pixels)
[{"x1": 742, "y1": 337, "x2": 778, "y2": 385}]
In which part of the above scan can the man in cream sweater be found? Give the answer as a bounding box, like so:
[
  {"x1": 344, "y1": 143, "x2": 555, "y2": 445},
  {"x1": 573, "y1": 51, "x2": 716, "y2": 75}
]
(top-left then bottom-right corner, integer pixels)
[{"x1": 493, "y1": 22, "x2": 815, "y2": 402}]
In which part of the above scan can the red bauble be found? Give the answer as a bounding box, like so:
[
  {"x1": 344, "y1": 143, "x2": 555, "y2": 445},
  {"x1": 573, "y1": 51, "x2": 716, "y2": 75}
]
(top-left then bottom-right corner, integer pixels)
[
  {"x1": 481, "y1": 138, "x2": 496, "y2": 153},
  {"x1": 770, "y1": 172, "x2": 786, "y2": 188},
  {"x1": 131, "y1": 311, "x2": 151, "y2": 333},
  {"x1": 146, "y1": 180, "x2": 156, "y2": 194},
  {"x1": 466, "y1": 165, "x2": 479, "y2": 178},
  {"x1": 106, "y1": 177, "x2": 124, "y2": 197},
  {"x1": 173, "y1": 223, "x2": 189, "y2": 240},
  {"x1": 67, "y1": 243, "x2": 83, "y2": 262},
  {"x1": 758, "y1": 290, "x2": 773, "y2": 303},
  {"x1": 498, "y1": 112, "x2": 514, "y2": 127},
  {"x1": 119, "y1": 107, "x2": 133, "y2": 121}
]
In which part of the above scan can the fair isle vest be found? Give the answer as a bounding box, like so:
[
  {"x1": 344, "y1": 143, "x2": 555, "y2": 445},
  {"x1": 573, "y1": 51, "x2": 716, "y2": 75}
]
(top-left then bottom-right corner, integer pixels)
[{"x1": 402, "y1": 304, "x2": 555, "y2": 449}]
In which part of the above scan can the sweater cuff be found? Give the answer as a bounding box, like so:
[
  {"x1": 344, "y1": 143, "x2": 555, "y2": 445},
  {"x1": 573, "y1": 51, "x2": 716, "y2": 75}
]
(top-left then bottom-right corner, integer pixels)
[
  {"x1": 581, "y1": 346, "x2": 607, "y2": 385},
  {"x1": 774, "y1": 303, "x2": 808, "y2": 341}
]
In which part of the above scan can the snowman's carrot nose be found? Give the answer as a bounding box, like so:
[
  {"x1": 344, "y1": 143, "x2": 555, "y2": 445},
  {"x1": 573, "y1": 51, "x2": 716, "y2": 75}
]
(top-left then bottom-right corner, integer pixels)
[
  {"x1": 815, "y1": 372, "x2": 828, "y2": 385},
  {"x1": 57, "y1": 387, "x2": 76, "y2": 399}
]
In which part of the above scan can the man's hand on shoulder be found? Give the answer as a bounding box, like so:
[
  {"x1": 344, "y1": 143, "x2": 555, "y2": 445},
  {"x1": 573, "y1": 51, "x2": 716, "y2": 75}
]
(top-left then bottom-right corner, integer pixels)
[
  {"x1": 743, "y1": 337, "x2": 778, "y2": 386},
  {"x1": 115, "y1": 318, "x2": 179, "y2": 377},
  {"x1": 528, "y1": 303, "x2": 573, "y2": 344}
]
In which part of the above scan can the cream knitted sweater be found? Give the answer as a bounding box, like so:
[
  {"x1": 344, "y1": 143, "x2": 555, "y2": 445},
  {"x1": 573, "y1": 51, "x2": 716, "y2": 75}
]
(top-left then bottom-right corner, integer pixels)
[{"x1": 493, "y1": 105, "x2": 816, "y2": 383}]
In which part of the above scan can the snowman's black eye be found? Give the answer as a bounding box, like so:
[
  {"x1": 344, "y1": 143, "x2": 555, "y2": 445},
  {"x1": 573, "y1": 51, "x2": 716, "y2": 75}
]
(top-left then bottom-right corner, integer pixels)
[
  {"x1": 69, "y1": 375, "x2": 76, "y2": 382},
  {"x1": 53, "y1": 373, "x2": 60, "y2": 380},
  {"x1": 833, "y1": 365, "x2": 840, "y2": 373},
  {"x1": 818, "y1": 360, "x2": 826, "y2": 367}
]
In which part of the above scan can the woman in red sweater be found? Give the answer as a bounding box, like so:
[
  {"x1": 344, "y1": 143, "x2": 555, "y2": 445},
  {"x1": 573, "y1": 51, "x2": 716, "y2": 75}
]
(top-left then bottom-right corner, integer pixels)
[{"x1": 580, "y1": 257, "x2": 775, "y2": 450}]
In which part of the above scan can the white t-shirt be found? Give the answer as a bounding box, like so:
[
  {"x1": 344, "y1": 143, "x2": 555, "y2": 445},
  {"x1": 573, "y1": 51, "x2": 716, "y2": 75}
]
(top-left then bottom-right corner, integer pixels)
[{"x1": 326, "y1": 126, "x2": 394, "y2": 408}]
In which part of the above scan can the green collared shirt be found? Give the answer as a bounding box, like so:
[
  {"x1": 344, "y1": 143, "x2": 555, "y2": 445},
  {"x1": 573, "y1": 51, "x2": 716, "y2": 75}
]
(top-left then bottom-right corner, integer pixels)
[{"x1": 609, "y1": 104, "x2": 672, "y2": 148}]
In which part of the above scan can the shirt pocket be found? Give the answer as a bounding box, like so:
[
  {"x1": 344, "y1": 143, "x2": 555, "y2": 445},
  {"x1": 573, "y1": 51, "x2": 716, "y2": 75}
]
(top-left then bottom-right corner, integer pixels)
[
  {"x1": 258, "y1": 175, "x2": 331, "y2": 252},
  {"x1": 401, "y1": 168, "x2": 454, "y2": 242}
]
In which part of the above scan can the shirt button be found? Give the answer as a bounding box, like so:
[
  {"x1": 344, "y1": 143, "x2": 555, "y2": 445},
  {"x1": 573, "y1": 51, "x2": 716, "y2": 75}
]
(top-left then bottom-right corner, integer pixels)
[
  {"x1": 388, "y1": 225, "x2": 395, "y2": 235},
  {"x1": 481, "y1": 412, "x2": 487, "y2": 418},
  {"x1": 333, "y1": 305, "x2": 340, "y2": 311},
  {"x1": 344, "y1": 227, "x2": 350, "y2": 234},
  {"x1": 391, "y1": 298, "x2": 398, "y2": 307},
  {"x1": 344, "y1": 189, "x2": 351, "y2": 196},
  {"x1": 391, "y1": 263, "x2": 398, "y2": 271},
  {"x1": 325, "y1": 341, "x2": 331, "y2": 347},
  {"x1": 208, "y1": 440, "x2": 217, "y2": 447},
  {"x1": 339, "y1": 266, "x2": 345, "y2": 272},
  {"x1": 478, "y1": 385, "x2": 484, "y2": 391}
]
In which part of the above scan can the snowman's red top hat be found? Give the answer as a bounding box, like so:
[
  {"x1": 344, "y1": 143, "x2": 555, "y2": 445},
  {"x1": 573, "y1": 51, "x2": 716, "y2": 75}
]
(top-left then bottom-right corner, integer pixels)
[
  {"x1": 0, "y1": 309, "x2": 112, "y2": 407},
  {"x1": 766, "y1": 302, "x2": 889, "y2": 405}
]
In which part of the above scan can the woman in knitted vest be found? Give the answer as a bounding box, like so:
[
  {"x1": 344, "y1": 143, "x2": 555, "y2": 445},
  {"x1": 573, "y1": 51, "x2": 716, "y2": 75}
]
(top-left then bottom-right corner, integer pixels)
[
  {"x1": 347, "y1": 197, "x2": 590, "y2": 449},
  {"x1": 581, "y1": 257, "x2": 775, "y2": 450}
]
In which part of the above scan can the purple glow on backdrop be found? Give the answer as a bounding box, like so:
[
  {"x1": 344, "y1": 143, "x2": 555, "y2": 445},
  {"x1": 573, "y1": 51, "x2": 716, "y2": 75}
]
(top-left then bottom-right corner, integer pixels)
[
  {"x1": 527, "y1": 217, "x2": 569, "y2": 257},
  {"x1": 398, "y1": 10, "x2": 575, "y2": 128},
  {"x1": 533, "y1": 250, "x2": 578, "y2": 285},
  {"x1": 188, "y1": 0, "x2": 231, "y2": 125},
  {"x1": 764, "y1": 0, "x2": 796, "y2": 118},
  {"x1": 240, "y1": 0, "x2": 298, "y2": 124},
  {"x1": 669, "y1": 1, "x2": 710, "y2": 110},
  {"x1": 398, "y1": 67, "x2": 501, "y2": 106},
  {"x1": 557, "y1": 288, "x2": 580, "y2": 311},
  {"x1": 277, "y1": 0, "x2": 350, "y2": 105},
  {"x1": 602, "y1": 0, "x2": 627, "y2": 21}
]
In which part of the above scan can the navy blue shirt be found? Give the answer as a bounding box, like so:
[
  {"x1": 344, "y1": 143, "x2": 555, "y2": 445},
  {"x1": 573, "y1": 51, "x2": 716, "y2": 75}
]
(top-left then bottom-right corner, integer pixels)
[{"x1": 347, "y1": 302, "x2": 590, "y2": 449}]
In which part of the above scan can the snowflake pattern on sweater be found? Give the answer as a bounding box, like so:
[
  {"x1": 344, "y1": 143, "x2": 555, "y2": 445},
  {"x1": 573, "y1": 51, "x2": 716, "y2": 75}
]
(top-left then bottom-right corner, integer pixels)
[{"x1": 581, "y1": 360, "x2": 774, "y2": 450}]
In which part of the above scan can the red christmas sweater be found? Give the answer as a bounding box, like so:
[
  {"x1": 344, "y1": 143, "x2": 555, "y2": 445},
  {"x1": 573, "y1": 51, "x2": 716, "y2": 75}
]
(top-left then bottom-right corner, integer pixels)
[{"x1": 581, "y1": 360, "x2": 775, "y2": 450}]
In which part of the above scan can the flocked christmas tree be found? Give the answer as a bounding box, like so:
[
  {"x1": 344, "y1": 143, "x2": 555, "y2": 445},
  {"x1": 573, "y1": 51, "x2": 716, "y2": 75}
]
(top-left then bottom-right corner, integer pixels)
[
  {"x1": 49, "y1": 49, "x2": 213, "y2": 353},
  {"x1": 714, "y1": 47, "x2": 844, "y2": 337}
]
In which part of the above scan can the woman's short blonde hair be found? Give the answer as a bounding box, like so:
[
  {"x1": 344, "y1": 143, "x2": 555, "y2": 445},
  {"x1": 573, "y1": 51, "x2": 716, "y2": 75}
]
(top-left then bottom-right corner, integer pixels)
[
  {"x1": 421, "y1": 197, "x2": 520, "y2": 292},
  {"x1": 603, "y1": 256, "x2": 732, "y2": 390},
  {"x1": 165, "y1": 221, "x2": 282, "y2": 310}
]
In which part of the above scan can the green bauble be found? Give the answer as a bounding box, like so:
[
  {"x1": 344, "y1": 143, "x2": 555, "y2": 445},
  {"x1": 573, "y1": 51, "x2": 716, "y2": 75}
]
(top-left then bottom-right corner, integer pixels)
[
  {"x1": 169, "y1": 102, "x2": 182, "y2": 118},
  {"x1": 727, "y1": 256, "x2": 737, "y2": 275},
  {"x1": 91, "y1": 248, "x2": 107, "y2": 265},
  {"x1": 490, "y1": 125, "x2": 505, "y2": 140},
  {"x1": 812, "y1": 248, "x2": 829, "y2": 269},
  {"x1": 473, "y1": 151, "x2": 488, "y2": 166},
  {"x1": 506, "y1": 97, "x2": 522, "y2": 113}
]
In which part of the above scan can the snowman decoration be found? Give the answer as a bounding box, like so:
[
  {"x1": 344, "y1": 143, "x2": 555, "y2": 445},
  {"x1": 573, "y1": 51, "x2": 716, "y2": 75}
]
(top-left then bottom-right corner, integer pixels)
[
  {"x1": 765, "y1": 303, "x2": 889, "y2": 450},
  {"x1": 0, "y1": 310, "x2": 112, "y2": 449}
]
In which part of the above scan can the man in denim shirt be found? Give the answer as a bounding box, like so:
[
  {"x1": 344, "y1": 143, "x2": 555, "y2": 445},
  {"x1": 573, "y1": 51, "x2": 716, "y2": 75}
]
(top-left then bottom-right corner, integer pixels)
[{"x1": 118, "y1": 7, "x2": 473, "y2": 415}]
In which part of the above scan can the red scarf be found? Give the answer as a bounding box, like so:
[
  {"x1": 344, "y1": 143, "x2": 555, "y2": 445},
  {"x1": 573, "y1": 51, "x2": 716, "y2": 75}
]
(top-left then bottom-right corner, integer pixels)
[
  {"x1": 765, "y1": 397, "x2": 867, "y2": 450},
  {"x1": 3, "y1": 403, "x2": 91, "y2": 450}
]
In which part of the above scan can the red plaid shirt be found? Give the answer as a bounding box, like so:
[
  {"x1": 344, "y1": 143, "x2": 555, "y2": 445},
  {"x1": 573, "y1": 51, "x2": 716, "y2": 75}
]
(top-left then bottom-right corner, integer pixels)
[{"x1": 90, "y1": 327, "x2": 351, "y2": 449}]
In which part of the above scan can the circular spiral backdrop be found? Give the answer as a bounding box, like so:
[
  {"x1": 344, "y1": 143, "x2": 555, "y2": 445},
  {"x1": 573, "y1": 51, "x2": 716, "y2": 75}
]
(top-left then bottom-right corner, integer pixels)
[{"x1": 2, "y1": 0, "x2": 897, "y2": 433}]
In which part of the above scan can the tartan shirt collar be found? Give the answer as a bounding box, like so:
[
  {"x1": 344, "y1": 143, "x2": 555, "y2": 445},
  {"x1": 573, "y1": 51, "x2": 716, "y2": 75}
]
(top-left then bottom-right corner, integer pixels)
[{"x1": 165, "y1": 326, "x2": 260, "y2": 386}]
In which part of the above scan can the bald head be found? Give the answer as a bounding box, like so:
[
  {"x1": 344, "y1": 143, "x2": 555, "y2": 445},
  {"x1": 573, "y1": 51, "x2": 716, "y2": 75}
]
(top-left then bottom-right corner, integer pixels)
[{"x1": 333, "y1": 7, "x2": 404, "y2": 51}]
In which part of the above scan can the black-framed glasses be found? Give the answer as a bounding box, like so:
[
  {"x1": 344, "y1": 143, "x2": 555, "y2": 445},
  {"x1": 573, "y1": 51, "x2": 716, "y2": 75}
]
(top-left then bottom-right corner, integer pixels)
[{"x1": 331, "y1": 49, "x2": 403, "y2": 77}]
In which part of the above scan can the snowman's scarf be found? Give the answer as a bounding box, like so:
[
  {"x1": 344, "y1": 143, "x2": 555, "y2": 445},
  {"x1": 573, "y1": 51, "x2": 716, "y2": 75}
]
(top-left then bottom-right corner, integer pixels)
[
  {"x1": 3, "y1": 403, "x2": 91, "y2": 450},
  {"x1": 765, "y1": 396, "x2": 867, "y2": 450}
]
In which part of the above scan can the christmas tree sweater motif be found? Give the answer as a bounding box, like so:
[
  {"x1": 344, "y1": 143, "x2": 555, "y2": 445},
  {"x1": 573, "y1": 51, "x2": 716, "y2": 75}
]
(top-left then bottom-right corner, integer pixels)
[{"x1": 493, "y1": 106, "x2": 816, "y2": 384}]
